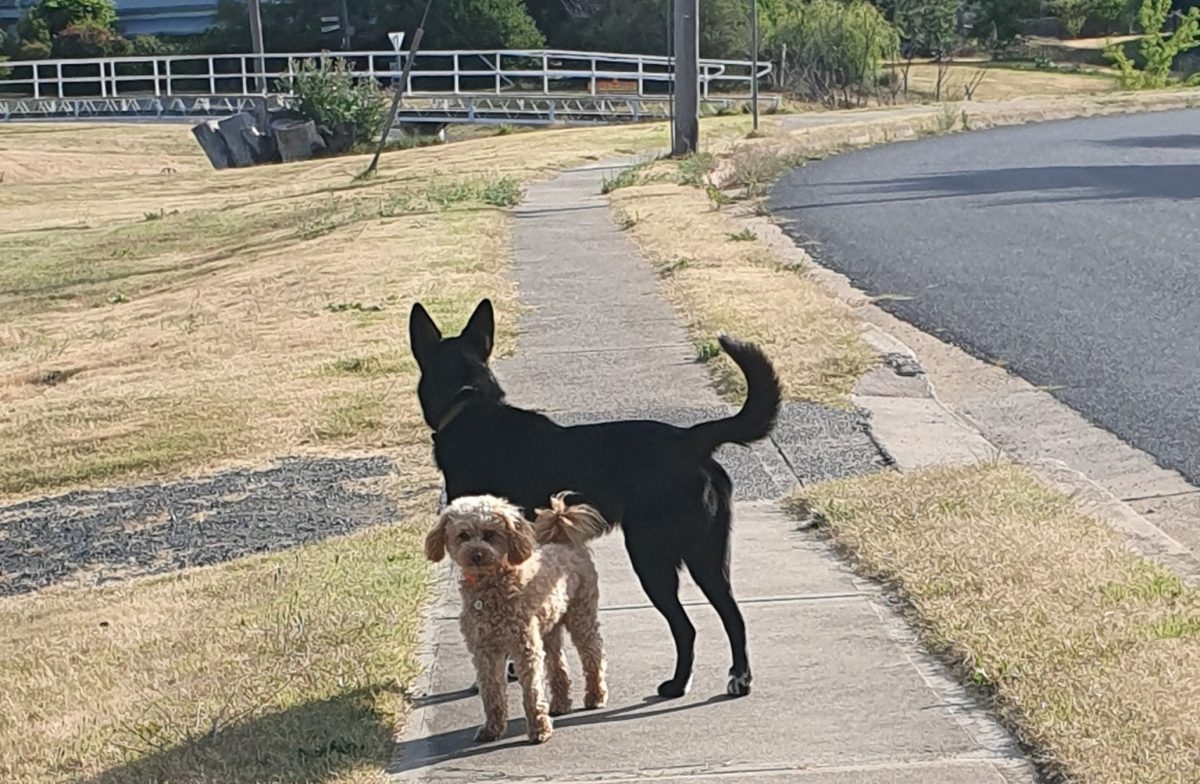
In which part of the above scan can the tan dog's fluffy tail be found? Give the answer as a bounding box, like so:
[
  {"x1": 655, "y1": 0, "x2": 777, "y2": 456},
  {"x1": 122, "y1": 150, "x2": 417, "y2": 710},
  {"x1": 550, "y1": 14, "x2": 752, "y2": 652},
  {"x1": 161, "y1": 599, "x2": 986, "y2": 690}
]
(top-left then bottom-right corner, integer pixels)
[{"x1": 534, "y1": 492, "x2": 608, "y2": 548}]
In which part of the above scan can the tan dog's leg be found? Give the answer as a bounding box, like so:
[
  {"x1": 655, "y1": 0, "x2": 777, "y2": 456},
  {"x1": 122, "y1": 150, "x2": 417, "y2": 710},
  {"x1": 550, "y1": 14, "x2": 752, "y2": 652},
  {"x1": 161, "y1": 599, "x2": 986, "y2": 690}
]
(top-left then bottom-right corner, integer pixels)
[
  {"x1": 544, "y1": 624, "x2": 573, "y2": 716},
  {"x1": 566, "y1": 605, "x2": 608, "y2": 709},
  {"x1": 473, "y1": 650, "x2": 508, "y2": 742},
  {"x1": 514, "y1": 628, "x2": 553, "y2": 743}
]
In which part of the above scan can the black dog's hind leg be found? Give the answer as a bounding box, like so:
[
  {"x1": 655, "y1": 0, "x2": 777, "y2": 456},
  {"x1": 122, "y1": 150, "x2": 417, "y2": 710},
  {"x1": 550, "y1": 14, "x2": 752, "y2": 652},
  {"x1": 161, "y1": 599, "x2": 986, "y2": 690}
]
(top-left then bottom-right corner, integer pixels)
[
  {"x1": 627, "y1": 540, "x2": 695, "y2": 699},
  {"x1": 685, "y1": 539, "x2": 751, "y2": 697}
]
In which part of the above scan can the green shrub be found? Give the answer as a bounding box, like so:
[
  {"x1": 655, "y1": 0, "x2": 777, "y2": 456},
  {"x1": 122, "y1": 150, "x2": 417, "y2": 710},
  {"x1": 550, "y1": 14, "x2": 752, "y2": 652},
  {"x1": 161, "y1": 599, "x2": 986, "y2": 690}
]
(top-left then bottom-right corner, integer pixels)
[
  {"x1": 1105, "y1": 0, "x2": 1200, "y2": 88},
  {"x1": 33, "y1": 0, "x2": 117, "y2": 35},
  {"x1": 16, "y1": 39, "x2": 51, "y2": 60},
  {"x1": 51, "y1": 20, "x2": 131, "y2": 57},
  {"x1": 284, "y1": 58, "x2": 386, "y2": 146},
  {"x1": 770, "y1": 0, "x2": 900, "y2": 107}
]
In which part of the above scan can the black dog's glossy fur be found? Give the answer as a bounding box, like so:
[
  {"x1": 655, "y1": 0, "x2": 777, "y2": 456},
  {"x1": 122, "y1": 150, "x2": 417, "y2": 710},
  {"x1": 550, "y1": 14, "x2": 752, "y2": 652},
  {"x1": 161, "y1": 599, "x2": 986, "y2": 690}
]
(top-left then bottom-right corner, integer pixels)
[{"x1": 409, "y1": 299, "x2": 782, "y2": 698}]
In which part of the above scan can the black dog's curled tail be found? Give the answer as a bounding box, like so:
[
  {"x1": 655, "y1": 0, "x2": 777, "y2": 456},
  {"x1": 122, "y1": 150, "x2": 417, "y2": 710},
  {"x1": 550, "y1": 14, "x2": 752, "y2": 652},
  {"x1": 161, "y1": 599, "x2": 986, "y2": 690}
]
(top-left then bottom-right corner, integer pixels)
[
  {"x1": 687, "y1": 334, "x2": 782, "y2": 455},
  {"x1": 533, "y1": 492, "x2": 609, "y2": 547}
]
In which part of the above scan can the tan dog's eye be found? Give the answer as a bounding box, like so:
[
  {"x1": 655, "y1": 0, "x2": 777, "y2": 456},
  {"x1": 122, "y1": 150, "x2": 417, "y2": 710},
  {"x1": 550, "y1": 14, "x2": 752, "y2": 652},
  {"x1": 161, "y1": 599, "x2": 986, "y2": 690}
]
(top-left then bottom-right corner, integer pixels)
[
  {"x1": 481, "y1": 531, "x2": 495, "y2": 543},
  {"x1": 458, "y1": 532, "x2": 470, "y2": 542}
]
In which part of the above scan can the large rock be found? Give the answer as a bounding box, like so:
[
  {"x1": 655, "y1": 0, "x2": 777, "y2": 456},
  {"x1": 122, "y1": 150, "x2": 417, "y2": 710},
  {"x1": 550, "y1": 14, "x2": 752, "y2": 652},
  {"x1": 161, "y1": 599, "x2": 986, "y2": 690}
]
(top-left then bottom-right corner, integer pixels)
[
  {"x1": 320, "y1": 121, "x2": 356, "y2": 156},
  {"x1": 192, "y1": 119, "x2": 234, "y2": 170},
  {"x1": 272, "y1": 119, "x2": 327, "y2": 163},
  {"x1": 192, "y1": 112, "x2": 277, "y2": 169},
  {"x1": 217, "y1": 112, "x2": 264, "y2": 168}
]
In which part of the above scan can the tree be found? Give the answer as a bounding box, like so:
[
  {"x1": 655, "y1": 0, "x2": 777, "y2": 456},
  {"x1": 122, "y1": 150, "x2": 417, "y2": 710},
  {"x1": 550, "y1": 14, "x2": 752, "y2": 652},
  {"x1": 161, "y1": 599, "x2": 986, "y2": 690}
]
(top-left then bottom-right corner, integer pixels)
[
  {"x1": 894, "y1": 0, "x2": 960, "y2": 97},
  {"x1": 1106, "y1": 0, "x2": 1200, "y2": 87},
  {"x1": 31, "y1": 0, "x2": 118, "y2": 36},
  {"x1": 1055, "y1": 0, "x2": 1090, "y2": 35},
  {"x1": 770, "y1": 0, "x2": 900, "y2": 106},
  {"x1": 969, "y1": 0, "x2": 1040, "y2": 50}
]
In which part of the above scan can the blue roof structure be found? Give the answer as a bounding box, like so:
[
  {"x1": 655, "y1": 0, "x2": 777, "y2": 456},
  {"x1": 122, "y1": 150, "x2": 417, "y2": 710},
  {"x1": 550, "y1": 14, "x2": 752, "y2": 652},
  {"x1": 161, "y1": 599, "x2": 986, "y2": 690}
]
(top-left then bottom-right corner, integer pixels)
[{"x1": 0, "y1": 0, "x2": 218, "y2": 36}]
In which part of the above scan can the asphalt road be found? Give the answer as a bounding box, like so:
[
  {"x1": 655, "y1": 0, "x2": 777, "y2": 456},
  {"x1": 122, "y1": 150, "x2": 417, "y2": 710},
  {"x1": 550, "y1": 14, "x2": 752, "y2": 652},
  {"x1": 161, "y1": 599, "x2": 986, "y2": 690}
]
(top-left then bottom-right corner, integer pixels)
[{"x1": 769, "y1": 109, "x2": 1200, "y2": 486}]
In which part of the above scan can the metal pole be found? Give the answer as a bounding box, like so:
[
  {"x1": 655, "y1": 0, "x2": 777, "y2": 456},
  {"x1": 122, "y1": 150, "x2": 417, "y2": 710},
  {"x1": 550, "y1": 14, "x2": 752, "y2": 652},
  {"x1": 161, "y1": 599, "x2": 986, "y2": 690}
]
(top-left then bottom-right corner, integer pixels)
[
  {"x1": 672, "y1": 0, "x2": 698, "y2": 156},
  {"x1": 340, "y1": 0, "x2": 352, "y2": 51},
  {"x1": 667, "y1": 0, "x2": 675, "y2": 152},
  {"x1": 247, "y1": 0, "x2": 266, "y2": 93},
  {"x1": 750, "y1": 0, "x2": 759, "y2": 132}
]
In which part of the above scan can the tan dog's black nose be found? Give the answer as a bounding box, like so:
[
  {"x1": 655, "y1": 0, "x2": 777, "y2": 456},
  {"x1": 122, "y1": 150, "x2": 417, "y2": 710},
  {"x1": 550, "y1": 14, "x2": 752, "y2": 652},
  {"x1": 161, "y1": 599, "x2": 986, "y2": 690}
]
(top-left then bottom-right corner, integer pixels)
[{"x1": 469, "y1": 550, "x2": 484, "y2": 565}]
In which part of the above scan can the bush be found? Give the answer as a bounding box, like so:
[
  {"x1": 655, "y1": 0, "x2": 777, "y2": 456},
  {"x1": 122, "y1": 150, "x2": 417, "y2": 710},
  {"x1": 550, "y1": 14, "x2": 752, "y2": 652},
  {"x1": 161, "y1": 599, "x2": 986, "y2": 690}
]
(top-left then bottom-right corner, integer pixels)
[
  {"x1": 1106, "y1": 0, "x2": 1200, "y2": 88},
  {"x1": 16, "y1": 39, "x2": 51, "y2": 60},
  {"x1": 285, "y1": 58, "x2": 386, "y2": 145},
  {"x1": 51, "y1": 20, "x2": 131, "y2": 57},
  {"x1": 969, "y1": 0, "x2": 1041, "y2": 50},
  {"x1": 770, "y1": 0, "x2": 900, "y2": 107},
  {"x1": 33, "y1": 0, "x2": 118, "y2": 36}
]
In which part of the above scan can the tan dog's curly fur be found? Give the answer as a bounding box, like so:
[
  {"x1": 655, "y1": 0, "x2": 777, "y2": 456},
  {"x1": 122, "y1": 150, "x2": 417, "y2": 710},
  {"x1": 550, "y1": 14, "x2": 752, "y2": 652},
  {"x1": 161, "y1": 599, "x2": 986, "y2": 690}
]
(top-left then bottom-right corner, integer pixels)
[{"x1": 425, "y1": 492, "x2": 609, "y2": 744}]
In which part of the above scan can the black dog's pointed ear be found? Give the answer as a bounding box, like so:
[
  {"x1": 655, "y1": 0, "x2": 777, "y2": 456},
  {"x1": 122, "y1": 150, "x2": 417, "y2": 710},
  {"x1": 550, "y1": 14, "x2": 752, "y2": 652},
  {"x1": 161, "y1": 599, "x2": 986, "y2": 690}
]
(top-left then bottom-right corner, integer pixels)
[
  {"x1": 460, "y1": 299, "x2": 494, "y2": 360},
  {"x1": 409, "y1": 302, "x2": 442, "y2": 369}
]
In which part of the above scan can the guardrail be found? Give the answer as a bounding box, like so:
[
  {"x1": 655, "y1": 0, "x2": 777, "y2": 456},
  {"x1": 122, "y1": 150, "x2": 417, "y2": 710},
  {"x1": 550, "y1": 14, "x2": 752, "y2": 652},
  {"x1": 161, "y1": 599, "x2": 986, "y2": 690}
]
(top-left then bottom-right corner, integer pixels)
[{"x1": 0, "y1": 48, "x2": 772, "y2": 102}]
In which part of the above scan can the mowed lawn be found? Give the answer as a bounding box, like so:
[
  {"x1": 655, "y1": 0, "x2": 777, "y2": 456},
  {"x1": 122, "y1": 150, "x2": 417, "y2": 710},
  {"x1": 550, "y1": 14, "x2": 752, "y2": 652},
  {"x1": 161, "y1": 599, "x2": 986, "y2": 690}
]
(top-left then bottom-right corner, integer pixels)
[{"x1": 0, "y1": 119, "x2": 679, "y2": 784}]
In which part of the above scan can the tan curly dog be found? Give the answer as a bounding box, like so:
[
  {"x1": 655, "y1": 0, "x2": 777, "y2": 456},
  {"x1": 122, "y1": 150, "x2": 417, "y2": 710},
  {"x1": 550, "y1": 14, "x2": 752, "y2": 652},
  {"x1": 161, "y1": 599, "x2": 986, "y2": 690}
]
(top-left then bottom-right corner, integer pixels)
[{"x1": 425, "y1": 492, "x2": 609, "y2": 744}]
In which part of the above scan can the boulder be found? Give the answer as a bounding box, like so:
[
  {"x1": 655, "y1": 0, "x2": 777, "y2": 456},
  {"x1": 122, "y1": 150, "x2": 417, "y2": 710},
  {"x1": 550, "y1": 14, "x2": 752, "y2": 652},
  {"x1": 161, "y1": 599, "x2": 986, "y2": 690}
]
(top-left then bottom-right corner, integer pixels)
[
  {"x1": 191, "y1": 119, "x2": 234, "y2": 170},
  {"x1": 273, "y1": 119, "x2": 327, "y2": 163}
]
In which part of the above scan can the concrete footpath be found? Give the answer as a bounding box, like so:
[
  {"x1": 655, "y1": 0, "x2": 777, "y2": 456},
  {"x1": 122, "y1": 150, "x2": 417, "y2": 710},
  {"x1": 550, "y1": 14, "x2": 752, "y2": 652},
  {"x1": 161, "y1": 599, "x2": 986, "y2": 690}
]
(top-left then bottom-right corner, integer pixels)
[{"x1": 389, "y1": 162, "x2": 1037, "y2": 783}]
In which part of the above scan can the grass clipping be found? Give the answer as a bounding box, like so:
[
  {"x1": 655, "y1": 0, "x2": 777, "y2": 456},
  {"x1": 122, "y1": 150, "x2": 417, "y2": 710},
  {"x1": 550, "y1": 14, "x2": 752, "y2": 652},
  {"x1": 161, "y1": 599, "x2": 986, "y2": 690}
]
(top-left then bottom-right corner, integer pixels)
[{"x1": 797, "y1": 463, "x2": 1200, "y2": 784}]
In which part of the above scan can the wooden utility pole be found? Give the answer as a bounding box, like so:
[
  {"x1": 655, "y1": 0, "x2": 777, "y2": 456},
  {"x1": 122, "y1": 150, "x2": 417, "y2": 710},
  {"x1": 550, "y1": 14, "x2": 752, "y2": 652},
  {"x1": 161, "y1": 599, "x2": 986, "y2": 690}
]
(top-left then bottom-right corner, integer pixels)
[
  {"x1": 750, "y1": 0, "x2": 759, "y2": 131},
  {"x1": 671, "y1": 0, "x2": 698, "y2": 156},
  {"x1": 247, "y1": 0, "x2": 266, "y2": 93}
]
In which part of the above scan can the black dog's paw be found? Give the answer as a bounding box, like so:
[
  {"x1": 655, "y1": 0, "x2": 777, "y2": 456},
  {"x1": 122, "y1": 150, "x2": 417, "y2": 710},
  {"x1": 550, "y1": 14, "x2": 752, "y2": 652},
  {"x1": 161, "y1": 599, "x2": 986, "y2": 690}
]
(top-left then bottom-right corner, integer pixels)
[
  {"x1": 726, "y1": 668, "x2": 752, "y2": 697},
  {"x1": 656, "y1": 676, "x2": 691, "y2": 700}
]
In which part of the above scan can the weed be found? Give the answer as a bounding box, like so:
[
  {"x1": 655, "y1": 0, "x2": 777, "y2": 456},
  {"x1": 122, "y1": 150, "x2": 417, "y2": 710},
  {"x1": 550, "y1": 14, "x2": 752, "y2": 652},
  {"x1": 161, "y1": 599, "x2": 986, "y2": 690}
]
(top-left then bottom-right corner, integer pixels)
[
  {"x1": 695, "y1": 339, "x2": 721, "y2": 362},
  {"x1": 615, "y1": 208, "x2": 641, "y2": 230},
  {"x1": 728, "y1": 228, "x2": 757, "y2": 242},
  {"x1": 661, "y1": 257, "x2": 692, "y2": 276},
  {"x1": 936, "y1": 104, "x2": 959, "y2": 133},
  {"x1": 478, "y1": 176, "x2": 523, "y2": 207},
  {"x1": 108, "y1": 293, "x2": 130, "y2": 304},
  {"x1": 325, "y1": 301, "x2": 384, "y2": 313},
  {"x1": 704, "y1": 184, "x2": 735, "y2": 210},
  {"x1": 600, "y1": 163, "x2": 645, "y2": 194},
  {"x1": 676, "y1": 152, "x2": 716, "y2": 187}
]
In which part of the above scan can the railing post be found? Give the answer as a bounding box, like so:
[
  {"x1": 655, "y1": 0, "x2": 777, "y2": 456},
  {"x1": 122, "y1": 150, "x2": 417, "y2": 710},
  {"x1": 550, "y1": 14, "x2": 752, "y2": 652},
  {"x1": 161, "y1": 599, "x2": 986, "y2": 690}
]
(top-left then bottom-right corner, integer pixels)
[
  {"x1": 153, "y1": 59, "x2": 161, "y2": 97},
  {"x1": 453, "y1": 52, "x2": 460, "y2": 94},
  {"x1": 209, "y1": 57, "x2": 216, "y2": 95},
  {"x1": 542, "y1": 53, "x2": 549, "y2": 94},
  {"x1": 99, "y1": 62, "x2": 107, "y2": 98},
  {"x1": 165, "y1": 59, "x2": 173, "y2": 96},
  {"x1": 112, "y1": 60, "x2": 120, "y2": 97},
  {"x1": 637, "y1": 57, "x2": 643, "y2": 95},
  {"x1": 32, "y1": 63, "x2": 40, "y2": 100},
  {"x1": 590, "y1": 57, "x2": 596, "y2": 95},
  {"x1": 494, "y1": 53, "x2": 501, "y2": 95},
  {"x1": 241, "y1": 56, "x2": 248, "y2": 94}
]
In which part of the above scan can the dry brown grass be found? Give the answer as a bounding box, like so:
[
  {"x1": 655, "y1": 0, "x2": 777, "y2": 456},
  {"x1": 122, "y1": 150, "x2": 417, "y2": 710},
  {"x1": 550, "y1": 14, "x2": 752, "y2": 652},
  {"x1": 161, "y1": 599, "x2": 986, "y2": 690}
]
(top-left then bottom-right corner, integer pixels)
[
  {"x1": 0, "y1": 121, "x2": 670, "y2": 499},
  {"x1": 0, "y1": 491, "x2": 431, "y2": 784},
  {"x1": 796, "y1": 463, "x2": 1200, "y2": 784},
  {"x1": 0, "y1": 119, "x2": 687, "y2": 783},
  {"x1": 898, "y1": 62, "x2": 1118, "y2": 101},
  {"x1": 608, "y1": 174, "x2": 873, "y2": 405}
]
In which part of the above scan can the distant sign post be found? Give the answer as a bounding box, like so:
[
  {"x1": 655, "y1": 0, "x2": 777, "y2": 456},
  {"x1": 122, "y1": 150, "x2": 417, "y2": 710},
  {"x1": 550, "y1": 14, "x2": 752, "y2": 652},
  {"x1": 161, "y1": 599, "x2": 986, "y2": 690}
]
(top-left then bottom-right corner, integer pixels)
[{"x1": 388, "y1": 32, "x2": 406, "y2": 87}]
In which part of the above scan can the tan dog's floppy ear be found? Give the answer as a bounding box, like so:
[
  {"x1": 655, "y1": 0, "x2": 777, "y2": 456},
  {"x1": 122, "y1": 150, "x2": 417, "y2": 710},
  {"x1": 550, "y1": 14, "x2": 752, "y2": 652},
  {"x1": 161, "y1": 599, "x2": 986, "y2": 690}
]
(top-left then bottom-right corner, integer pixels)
[
  {"x1": 424, "y1": 511, "x2": 450, "y2": 562},
  {"x1": 496, "y1": 504, "x2": 534, "y2": 565}
]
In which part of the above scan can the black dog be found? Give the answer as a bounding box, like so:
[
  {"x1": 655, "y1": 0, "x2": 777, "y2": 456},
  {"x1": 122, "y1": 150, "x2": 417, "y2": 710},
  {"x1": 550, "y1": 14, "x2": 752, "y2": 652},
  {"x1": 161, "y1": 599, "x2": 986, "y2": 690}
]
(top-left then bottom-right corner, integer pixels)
[{"x1": 409, "y1": 299, "x2": 781, "y2": 698}]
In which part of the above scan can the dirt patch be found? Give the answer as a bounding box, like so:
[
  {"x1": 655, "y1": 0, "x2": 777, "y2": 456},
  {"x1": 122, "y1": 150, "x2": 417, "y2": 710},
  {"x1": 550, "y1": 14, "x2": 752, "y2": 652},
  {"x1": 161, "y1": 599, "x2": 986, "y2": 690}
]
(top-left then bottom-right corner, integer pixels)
[{"x1": 0, "y1": 455, "x2": 403, "y2": 596}]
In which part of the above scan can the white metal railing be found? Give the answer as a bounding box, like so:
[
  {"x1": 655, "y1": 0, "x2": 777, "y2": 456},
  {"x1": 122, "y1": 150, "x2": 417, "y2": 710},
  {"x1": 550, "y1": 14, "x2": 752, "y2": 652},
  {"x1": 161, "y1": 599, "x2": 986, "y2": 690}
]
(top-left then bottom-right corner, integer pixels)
[{"x1": 0, "y1": 48, "x2": 772, "y2": 102}]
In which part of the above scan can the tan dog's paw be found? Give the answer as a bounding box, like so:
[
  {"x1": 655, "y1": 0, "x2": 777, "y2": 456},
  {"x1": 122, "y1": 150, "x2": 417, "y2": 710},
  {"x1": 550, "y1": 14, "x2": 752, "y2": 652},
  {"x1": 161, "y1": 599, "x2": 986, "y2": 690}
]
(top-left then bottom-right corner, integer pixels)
[
  {"x1": 527, "y1": 714, "x2": 553, "y2": 744},
  {"x1": 584, "y1": 686, "x2": 607, "y2": 709},
  {"x1": 474, "y1": 723, "x2": 504, "y2": 743},
  {"x1": 549, "y1": 696, "x2": 572, "y2": 716}
]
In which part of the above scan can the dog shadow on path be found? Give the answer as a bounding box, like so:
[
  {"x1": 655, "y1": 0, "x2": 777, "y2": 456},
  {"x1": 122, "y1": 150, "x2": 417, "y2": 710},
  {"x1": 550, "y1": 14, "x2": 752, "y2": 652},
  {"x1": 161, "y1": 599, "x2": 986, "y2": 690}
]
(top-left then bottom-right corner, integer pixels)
[{"x1": 390, "y1": 692, "x2": 735, "y2": 775}]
